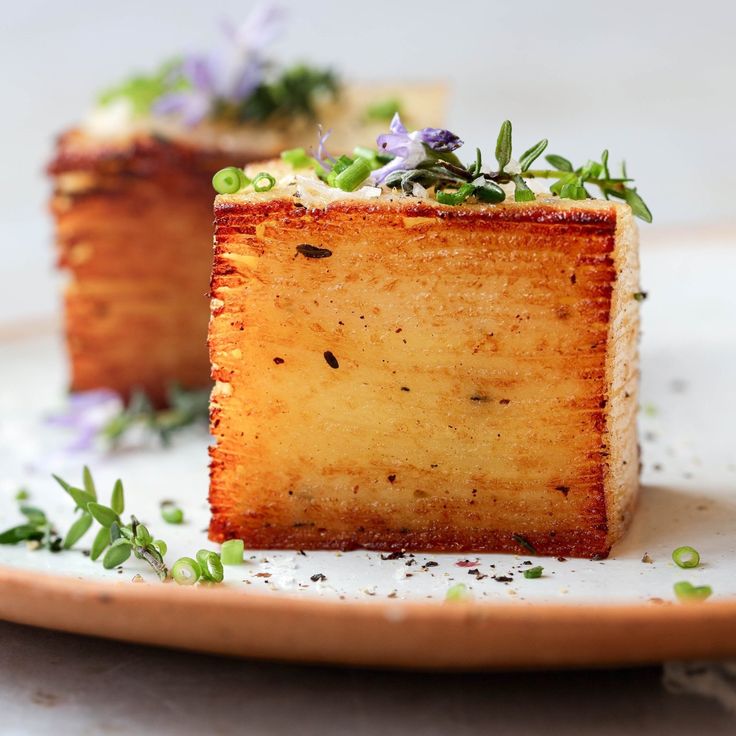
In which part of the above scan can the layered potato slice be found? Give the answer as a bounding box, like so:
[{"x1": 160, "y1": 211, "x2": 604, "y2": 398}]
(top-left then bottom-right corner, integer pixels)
[
  {"x1": 209, "y1": 185, "x2": 640, "y2": 557},
  {"x1": 48, "y1": 83, "x2": 445, "y2": 404}
]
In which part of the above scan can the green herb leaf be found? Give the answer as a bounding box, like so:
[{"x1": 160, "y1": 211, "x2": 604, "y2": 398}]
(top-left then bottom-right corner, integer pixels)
[
  {"x1": 545, "y1": 154, "x2": 574, "y2": 172},
  {"x1": 135, "y1": 524, "x2": 152, "y2": 547},
  {"x1": 519, "y1": 139, "x2": 548, "y2": 172},
  {"x1": 523, "y1": 565, "x2": 544, "y2": 579},
  {"x1": 90, "y1": 526, "x2": 110, "y2": 561},
  {"x1": 495, "y1": 120, "x2": 513, "y2": 171},
  {"x1": 63, "y1": 512, "x2": 93, "y2": 549},
  {"x1": 601, "y1": 149, "x2": 610, "y2": 180},
  {"x1": 153, "y1": 539, "x2": 168, "y2": 557},
  {"x1": 15, "y1": 489, "x2": 29, "y2": 502},
  {"x1": 0, "y1": 524, "x2": 44, "y2": 545},
  {"x1": 111, "y1": 479, "x2": 125, "y2": 515},
  {"x1": 88, "y1": 502, "x2": 119, "y2": 528},
  {"x1": 20, "y1": 506, "x2": 47, "y2": 526},
  {"x1": 53, "y1": 474, "x2": 96, "y2": 510},
  {"x1": 624, "y1": 188, "x2": 653, "y2": 223},
  {"x1": 559, "y1": 178, "x2": 588, "y2": 200},
  {"x1": 103, "y1": 540, "x2": 132, "y2": 569},
  {"x1": 474, "y1": 182, "x2": 506, "y2": 203},
  {"x1": 82, "y1": 466, "x2": 97, "y2": 500}
]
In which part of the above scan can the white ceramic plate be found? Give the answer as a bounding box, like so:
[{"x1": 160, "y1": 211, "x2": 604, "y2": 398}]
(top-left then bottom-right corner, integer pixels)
[{"x1": 0, "y1": 231, "x2": 735, "y2": 668}]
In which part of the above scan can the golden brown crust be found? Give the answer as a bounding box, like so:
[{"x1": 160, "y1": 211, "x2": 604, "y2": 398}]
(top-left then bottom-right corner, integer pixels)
[{"x1": 208, "y1": 195, "x2": 640, "y2": 557}]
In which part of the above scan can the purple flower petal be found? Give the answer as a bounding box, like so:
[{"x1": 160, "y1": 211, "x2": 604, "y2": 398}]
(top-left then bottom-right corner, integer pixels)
[
  {"x1": 315, "y1": 126, "x2": 335, "y2": 166},
  {"x1": 371, "y1": 114, "x2": 464, "y2": 184},
  {"x1": 418, "y1": 127, "x2": 463, "y2": 152},
  {"x1": 229, "y1": 2, "x2": 286, "y2": 53}
]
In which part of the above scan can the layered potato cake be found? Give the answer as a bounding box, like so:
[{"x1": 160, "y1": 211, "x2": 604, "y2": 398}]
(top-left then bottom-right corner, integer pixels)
[
  {"x1": 48, "y1": 85, "x2": 444, "y2": 405},
  {"x1": 208, "y1": 163, "x2": 641, "y2": 557}
]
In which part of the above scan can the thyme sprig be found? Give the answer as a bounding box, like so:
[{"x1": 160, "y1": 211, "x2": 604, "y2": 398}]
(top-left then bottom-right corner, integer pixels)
[
  {"x1": 53, "y1": 470, "x2": 169, "y2": 580},
  {"x1": 0, "y1": 468, "x2": 231, "y2": 585}
]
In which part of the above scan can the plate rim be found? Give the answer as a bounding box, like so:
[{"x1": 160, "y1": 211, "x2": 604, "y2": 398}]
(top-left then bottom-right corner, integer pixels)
[{"x1": 2, "y1": 566, "x2": 736, "y2": 669}]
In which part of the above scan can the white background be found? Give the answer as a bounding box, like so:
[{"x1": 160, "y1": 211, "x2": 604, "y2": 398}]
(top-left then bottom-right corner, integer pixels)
[{"x1": 1, "y1": 0, "x2": 735, "y2": 323}]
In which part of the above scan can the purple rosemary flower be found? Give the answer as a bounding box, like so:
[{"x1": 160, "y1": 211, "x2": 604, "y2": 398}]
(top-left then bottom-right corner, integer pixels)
[
  {"x1": 46, "y1": 389, "x2": 122, "y2": 452},
  {"x1": 153, "y1": 56, "x2": 215, "y2": 125},
  {"x1": 315, "y1": 126, "x2": 335, "y2": 167},
  {"x1": 372, "y1": 114, "x2": 464, "y2": 184},
  {"x1": 154, "y1": 2, "x2": 285, "y2": 125}
]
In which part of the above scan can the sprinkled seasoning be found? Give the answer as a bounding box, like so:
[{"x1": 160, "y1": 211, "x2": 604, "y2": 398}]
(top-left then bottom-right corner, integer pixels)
[
  {"x1": 381, "y1": 551, "x2": 405, "y2": 560},
  {"x1": 296, "y1": 244, "x2": 333, "y2": 259},
  {"x1": 323, "y1": 351, "x2": 339, "y2": 369},
  {"x1": 310, "y1": 573, "x2": 327, "y2": 582}
]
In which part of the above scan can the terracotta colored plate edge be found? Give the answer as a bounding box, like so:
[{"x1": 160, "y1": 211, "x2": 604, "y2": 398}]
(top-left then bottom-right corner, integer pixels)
[{"x1": 1, "y1": 567, "x2": 736, "y2": 669}]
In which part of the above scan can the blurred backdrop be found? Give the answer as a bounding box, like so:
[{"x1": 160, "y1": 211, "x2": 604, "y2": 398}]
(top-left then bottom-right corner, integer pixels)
[{"x1": 2, "y1": 0, "x2": 734, "y2": 324}]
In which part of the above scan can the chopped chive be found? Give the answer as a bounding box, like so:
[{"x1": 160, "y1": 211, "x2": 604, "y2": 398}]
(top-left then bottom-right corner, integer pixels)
[
  {"x1": 212, "y1": 166, "x2": 248, "y2": 194},
  {"x1": 331, "y1": 155, "x2": 354, "y2": 176},
  {"x1": 674, "y1": 581, "x2": 712, "y2": 602},
  {"x1": 252, "y1": 172, "x2": 276, "y2": 192},
  {"x1": 353, "y1": 146, "x2": 378, "y2": 161},
  {"x1": 281, "y1": 148, "x2": 312, "y2": 169},
  {"x1": 672, "y1": 546, "x2": 700, "y2": 569},
  {"x1": 221, "y1": 539, "x2": 245, "y2": 566},
  {"x1": 172, "y1": 557, "x2": 201, "y2": 585},
  {"x1": 523, "y1": 565, "x2": 544, "y2": 579},
  {"x1": 161, "y1": 503, "x2": 184, "y2": 525},
  {"x1": 196, "y1": 549, "x2": 224, "y2": 583},
  {"x1": 445, "y1": 583, "x2": 471, "y2": 602},
  {"x1": 436, "y1": 183, "x2": 476, "y2": 206},
  {"x1": 334, "y1": 158, "x2": 372, "y2": 191}
]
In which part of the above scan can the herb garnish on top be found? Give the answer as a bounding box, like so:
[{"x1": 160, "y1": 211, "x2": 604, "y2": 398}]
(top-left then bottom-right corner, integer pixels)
[
  {"x1": 213, "y1": 114, "x2": 652, "y2": 222},
  {"x1": 98, "y1": 4, "x2": 337, "y2": 126}
]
